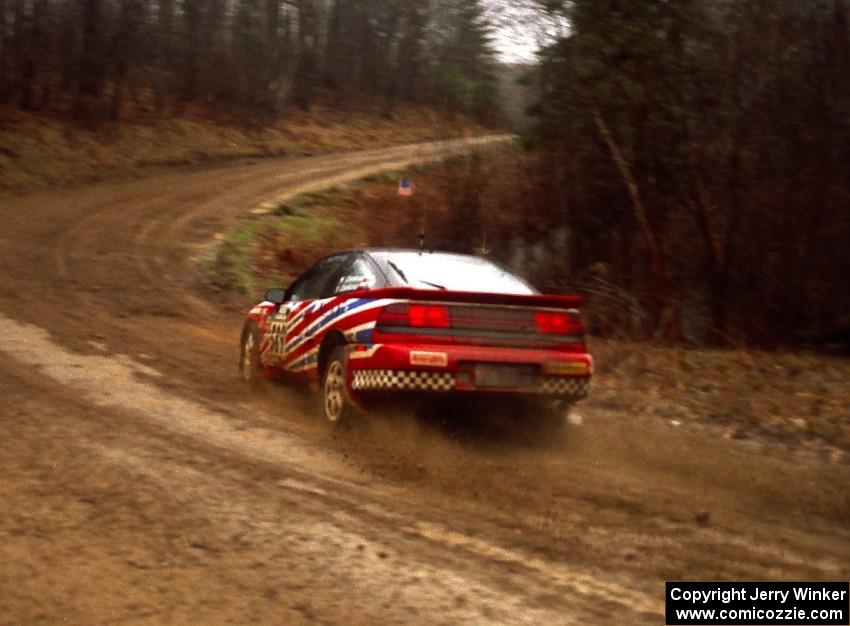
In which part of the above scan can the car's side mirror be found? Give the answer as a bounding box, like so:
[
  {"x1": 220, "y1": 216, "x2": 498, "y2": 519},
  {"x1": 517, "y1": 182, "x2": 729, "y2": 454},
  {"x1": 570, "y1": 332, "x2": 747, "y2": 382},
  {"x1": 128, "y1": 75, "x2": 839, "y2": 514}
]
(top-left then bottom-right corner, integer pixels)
[{"x1": 264, "y1": 288, "x2": 287, "y2": 305}]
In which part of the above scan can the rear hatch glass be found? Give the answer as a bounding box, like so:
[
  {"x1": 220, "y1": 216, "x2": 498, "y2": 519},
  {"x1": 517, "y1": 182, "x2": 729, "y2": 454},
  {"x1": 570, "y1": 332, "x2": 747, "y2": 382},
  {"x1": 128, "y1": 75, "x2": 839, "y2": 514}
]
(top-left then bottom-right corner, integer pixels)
[{"x1": 371, "y1": 251, "x2": 537, "y2": 295}]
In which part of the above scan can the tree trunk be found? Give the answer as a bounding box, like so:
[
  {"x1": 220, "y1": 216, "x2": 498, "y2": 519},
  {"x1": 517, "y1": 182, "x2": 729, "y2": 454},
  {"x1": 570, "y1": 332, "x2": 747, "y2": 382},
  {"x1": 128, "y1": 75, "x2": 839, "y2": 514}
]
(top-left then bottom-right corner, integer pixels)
[
  {"x1": 13, "y1": 0, "x2": 34, "y2": 109},
  {"x1": 73, "y1": 0, "x2": 102, "y2": 118},
  {"x1": 155, "y1": 0, "x2": 174, "y2": 113},
  {"x1": 592, "y1": 109, "x2": 678, "y2": 338},
  {"x1": 0, "y1": 0, "x2": 5, "y2": 101},
  {"x1": 181, "y1": 0, "x2": 202, "y2": 104},
  {"x1": 273, "y1": 4, "x2": 301, "y2": 114}
]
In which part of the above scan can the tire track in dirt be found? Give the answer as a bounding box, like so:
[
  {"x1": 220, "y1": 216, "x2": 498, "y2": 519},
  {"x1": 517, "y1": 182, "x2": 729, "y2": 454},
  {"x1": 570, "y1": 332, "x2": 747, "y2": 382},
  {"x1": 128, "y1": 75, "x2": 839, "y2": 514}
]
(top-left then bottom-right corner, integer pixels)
[
  {"x1": 0, "y1": 310, "x2": 664, "y2": 622},
  {"x1": 2, "y1": 297, "x2": 847, "y2": 620},
  {"x1": 47, "y1": 136, "x2": 509, "y2": 348}
]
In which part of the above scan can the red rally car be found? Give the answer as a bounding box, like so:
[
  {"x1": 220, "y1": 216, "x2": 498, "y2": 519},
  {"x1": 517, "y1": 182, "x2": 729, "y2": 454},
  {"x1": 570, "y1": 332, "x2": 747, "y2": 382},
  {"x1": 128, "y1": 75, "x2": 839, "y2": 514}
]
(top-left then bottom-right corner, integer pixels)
[{"x1": 239, "y1": 249, "x2": 593, "y2": 425}]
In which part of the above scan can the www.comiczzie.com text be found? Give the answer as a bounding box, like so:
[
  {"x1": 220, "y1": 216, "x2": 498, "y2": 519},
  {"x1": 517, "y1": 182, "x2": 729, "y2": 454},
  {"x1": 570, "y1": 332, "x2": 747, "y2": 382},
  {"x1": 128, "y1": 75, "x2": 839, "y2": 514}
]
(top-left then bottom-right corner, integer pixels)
[{"x1": 666, "y1": 582, "x2": 849, "y2": 625}]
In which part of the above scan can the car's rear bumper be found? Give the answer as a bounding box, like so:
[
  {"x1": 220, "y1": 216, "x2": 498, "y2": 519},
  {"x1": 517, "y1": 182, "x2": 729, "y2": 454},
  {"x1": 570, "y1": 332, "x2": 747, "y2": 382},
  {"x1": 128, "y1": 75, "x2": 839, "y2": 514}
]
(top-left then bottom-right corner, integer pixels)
[{"x1": 345, "y1": 343, "x2": 592, "y2": 398}]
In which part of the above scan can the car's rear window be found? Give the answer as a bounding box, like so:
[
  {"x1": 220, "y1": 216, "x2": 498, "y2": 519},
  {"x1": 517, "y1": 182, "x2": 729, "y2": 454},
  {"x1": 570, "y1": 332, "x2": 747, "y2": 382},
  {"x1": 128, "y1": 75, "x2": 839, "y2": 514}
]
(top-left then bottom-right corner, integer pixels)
[{"x1": 371, "y1": 251, "x2": 538, "y2": 295}]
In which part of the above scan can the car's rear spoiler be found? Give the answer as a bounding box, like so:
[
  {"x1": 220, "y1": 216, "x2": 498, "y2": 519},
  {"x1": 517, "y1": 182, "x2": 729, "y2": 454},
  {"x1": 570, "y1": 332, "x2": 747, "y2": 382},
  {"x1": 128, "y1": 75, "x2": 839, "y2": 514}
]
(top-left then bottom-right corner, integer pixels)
[{"x1": 360, "y1": 287, "x2": 583, "y2": 310}]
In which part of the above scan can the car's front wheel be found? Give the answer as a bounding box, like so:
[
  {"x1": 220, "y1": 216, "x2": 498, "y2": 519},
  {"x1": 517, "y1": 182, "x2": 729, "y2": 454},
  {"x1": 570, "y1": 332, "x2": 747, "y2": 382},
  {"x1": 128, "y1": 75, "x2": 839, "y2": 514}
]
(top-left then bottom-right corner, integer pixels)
[{"x1": 322, "y1": 347, "x2": 355, "y2": 426}]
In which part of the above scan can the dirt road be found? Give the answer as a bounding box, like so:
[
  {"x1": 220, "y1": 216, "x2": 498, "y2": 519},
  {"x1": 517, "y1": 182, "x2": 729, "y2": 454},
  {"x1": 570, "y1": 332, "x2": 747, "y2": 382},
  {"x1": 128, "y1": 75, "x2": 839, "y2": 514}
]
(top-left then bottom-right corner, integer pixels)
[{"x1": 1, "y1": 139, "x2": 847, "y2": 625}]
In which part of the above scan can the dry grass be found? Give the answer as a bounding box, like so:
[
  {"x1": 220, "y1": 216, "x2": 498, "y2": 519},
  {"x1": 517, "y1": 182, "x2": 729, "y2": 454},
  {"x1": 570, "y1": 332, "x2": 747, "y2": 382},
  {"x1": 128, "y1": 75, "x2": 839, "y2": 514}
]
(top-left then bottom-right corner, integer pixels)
[
  {"x1": 0, "y1": 104, "x2": 489, "y2": 192},
  {"x1": 588, "y1": 340, "x2": 850, "y2": 453},
  {"x1": 204, "y1": 177, "x2": 402, "y2": 297}
]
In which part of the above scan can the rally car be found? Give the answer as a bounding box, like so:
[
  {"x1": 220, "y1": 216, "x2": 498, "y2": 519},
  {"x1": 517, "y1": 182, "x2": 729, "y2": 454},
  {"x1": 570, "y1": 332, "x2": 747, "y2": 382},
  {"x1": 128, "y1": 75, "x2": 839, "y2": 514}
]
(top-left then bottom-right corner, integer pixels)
[{"x1": 239, "y1": 248, "x2": 593, "y2": 425}]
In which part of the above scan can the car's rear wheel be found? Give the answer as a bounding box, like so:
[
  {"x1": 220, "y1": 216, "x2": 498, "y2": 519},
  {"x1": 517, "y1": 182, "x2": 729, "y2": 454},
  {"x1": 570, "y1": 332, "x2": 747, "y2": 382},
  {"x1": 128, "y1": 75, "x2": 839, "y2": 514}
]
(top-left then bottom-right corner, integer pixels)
[
  {"x1": 239, "y1": 324, "x2": 263, "y2": 387},
  {"x1": 322, "y1": 347, "x2": 355, "y2": 426}
]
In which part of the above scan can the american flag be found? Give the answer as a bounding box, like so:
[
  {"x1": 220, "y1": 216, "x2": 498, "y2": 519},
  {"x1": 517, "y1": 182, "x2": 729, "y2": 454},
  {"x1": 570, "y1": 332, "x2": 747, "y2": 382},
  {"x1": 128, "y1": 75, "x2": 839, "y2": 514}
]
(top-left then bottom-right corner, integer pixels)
[{"x1": 398, "y1": 177, "x2": 413, "y2": 196}]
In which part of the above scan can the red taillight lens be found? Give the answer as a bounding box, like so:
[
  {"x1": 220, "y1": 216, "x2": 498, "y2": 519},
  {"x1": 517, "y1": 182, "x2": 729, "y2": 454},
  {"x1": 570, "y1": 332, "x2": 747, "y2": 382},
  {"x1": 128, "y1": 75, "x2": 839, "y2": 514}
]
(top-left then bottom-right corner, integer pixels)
[
  {"x1": 409, "y1": 304, "x2": 451, "y2": 328},
  {"x1": 375, "y1": 304, "x2": 407, "y2": 327},
  {"x1": 535, "y1": 310, "x2": 573, "y2": 334},
  {"x1": 376, "y1": 303, "x2": 451, "y2": 330}
]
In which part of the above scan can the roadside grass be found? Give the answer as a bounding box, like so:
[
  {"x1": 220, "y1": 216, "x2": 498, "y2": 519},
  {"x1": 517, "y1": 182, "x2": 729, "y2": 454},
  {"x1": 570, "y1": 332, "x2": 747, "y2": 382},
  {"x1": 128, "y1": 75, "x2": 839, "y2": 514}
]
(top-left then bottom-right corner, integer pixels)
[
  {"x1": 204, "y1": 163, "x2": 421, "y2": 299},
  {"x1": 0, "y1": 103, "x2": 488, "y2": 192},
  {"x1": 205, "y1": 219, "x2": 265, "y2": 294},
  {"x1": 588, "y1": 340, "x2": 850, "y2": 454},
  {"x1": 290, "y1": 187, "x2": 347, "y2": 210},
  {"x1": 205, "y1": 207, "x2": 358, "y2": 297}
]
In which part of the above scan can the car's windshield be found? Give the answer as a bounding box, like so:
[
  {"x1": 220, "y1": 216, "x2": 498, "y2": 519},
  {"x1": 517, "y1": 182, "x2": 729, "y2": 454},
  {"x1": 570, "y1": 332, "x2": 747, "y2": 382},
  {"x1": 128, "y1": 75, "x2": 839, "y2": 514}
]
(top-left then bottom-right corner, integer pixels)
[{"x1": 371, "y1": 251, "x2": 538, "y2": 295}]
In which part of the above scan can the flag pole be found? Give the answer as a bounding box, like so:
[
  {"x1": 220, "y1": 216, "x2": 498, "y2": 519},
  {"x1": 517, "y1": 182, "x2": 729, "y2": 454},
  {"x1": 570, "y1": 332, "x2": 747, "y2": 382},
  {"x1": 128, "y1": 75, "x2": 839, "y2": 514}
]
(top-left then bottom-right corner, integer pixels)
[
  {"x1": 419, "y1": 191, "x2": 426, "y2": 253},
  {"x1": 398, "y1": 175, "x2": 425, "y2": 253}
]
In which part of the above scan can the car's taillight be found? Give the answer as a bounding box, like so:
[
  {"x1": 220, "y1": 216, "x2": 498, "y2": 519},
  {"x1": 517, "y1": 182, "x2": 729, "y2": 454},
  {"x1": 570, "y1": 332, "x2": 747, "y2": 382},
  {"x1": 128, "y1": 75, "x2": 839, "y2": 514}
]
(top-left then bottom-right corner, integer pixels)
[
  {"x1": 375, "y1": 304, "x2": 408, "y2": 327},
  {"x1": 376, "y1": 303, "x2": 451, "y2": 329},
  {"x1": 535, "y1": 310, "x2": 579, "y2": 334},
  {"x1": 409, "y1": 304, "x2": 450, "y2": 328}
]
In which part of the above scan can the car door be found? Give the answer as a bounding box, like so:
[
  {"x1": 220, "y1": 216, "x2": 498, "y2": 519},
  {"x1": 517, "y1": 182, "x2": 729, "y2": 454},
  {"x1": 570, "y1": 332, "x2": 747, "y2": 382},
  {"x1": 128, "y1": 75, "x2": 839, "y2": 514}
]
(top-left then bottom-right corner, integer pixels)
[{"x1": 263, "y1": 252, "x2": 353, "y2": 373}]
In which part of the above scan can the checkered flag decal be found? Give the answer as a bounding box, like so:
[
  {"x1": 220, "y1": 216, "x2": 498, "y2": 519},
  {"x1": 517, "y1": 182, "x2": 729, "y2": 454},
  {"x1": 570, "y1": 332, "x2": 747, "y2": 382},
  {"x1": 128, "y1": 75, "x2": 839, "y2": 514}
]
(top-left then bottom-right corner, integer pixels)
[
  {"x1": 541, "y1": 377, "x2": 590, "y2": 397},
  {"x1": 352, "y1": 370, "x2": 454, "y2": 392}
]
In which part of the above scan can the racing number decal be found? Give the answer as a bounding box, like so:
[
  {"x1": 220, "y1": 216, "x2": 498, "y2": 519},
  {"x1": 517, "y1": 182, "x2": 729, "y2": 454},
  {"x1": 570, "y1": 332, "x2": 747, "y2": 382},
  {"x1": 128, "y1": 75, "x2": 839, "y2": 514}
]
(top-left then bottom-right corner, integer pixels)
[{"x1": 267, "y1": 308, "x2": 290, "y2": 360}]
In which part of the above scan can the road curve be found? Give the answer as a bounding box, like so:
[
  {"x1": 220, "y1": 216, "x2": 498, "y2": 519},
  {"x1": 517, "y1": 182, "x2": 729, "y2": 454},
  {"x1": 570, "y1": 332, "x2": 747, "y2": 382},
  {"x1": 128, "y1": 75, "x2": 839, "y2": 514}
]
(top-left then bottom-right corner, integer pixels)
[{"x1": 0, "y1": 139, "x2": 847, "y2": 625}]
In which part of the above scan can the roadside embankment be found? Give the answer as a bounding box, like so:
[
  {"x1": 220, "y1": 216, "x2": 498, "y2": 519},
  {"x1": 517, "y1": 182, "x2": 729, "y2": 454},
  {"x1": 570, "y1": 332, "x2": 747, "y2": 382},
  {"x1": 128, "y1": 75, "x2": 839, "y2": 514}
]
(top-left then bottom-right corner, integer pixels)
[{"x1": 0, "y1": 104, "x2": 490, "y2": 192}]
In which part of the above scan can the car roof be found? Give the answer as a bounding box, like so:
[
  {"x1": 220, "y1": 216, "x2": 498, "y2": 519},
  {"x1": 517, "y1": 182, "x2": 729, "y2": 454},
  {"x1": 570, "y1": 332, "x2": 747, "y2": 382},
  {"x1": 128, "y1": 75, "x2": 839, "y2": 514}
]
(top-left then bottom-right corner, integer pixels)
[{"x1": 346, "y1": 247, "x2": 478, "y2": 260}]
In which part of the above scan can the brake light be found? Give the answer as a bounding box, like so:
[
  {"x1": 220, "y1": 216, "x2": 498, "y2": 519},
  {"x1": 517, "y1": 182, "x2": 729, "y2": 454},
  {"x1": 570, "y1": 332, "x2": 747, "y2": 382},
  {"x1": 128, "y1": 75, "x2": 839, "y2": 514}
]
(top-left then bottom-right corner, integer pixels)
[
  {"x1": 376, "y1": 303, "x2": 451, "y2": 329},
  {"x1": 535, "y1": 310, "x2": 574, "y2": 334},
  {"x1": 409, "y1": 304, "x2": 450, "y2": 328}
]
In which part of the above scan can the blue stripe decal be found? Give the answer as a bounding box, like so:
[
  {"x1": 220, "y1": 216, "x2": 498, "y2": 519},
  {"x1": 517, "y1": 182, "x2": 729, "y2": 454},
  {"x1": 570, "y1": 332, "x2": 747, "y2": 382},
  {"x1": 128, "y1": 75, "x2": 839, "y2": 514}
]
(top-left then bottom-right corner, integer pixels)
[
  {"x1": 354, "y1": 328, "x2": 374, "y2": 343},
  {"x1": 311, "y1": 298, "x2": 371, "y2": 333},
  {"x1": 289, "y1": 298, "x2": 329, "y2": 329},
  {"x1": 288, "y1": 298, "x2": 374, "y2": 354},
  {"x1": 289, "y1": 352, "x2": 318, "y2": 371},
  {"x1": 285, "y1": 299, "x2": 337, "y2": 354}
]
